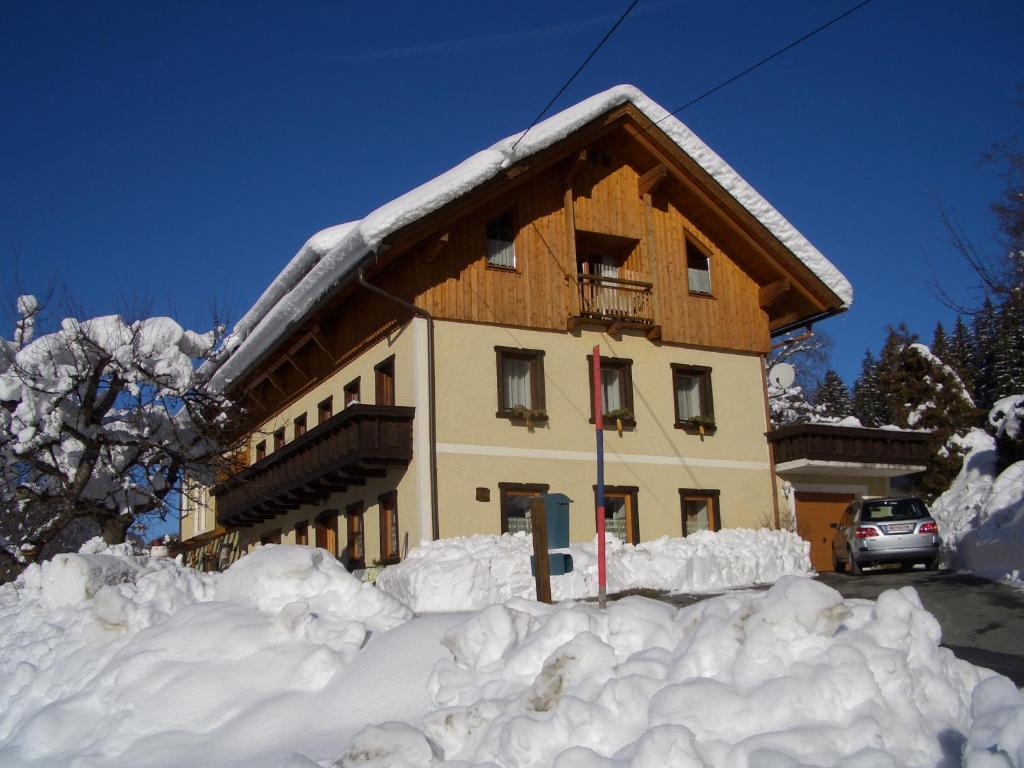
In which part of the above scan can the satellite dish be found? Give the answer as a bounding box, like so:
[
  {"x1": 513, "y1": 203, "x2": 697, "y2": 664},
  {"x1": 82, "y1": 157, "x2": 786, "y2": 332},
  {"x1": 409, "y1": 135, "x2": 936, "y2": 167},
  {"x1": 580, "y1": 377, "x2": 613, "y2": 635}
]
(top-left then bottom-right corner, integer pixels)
[{"x1": 769, "y1": 363, "x2": 796, "y2": 389}]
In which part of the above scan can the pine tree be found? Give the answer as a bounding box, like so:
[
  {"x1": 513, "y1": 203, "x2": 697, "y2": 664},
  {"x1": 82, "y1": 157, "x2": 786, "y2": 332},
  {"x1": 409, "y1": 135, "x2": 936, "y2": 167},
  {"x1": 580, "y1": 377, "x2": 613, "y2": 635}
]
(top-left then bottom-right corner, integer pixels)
[
  {"x1": 947, "y1": 315, "x2": 974, "y2": 392},
  {"x1": 851, "y1": 350, "x2": 886, "y2": 427},
  {"x1": 931, "y1": 322, "x2": 950, "y2": 364},
  {"x1": 993, "y1": 292, "x2": 1024, "y2": 398},
  {"x1": 972, "y1": 298, "x2": 1000, "y2": 410},
  {"x1": 814, "y1": 369, "x2": 852, "y2": 419}
]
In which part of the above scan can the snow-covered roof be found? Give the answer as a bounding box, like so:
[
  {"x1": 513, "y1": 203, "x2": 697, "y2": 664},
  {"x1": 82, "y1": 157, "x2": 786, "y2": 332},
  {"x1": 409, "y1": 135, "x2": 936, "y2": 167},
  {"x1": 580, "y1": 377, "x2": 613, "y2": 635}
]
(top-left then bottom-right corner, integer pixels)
[{"x1": 212, "y1": 84, "x2": 853, "y2": 390}]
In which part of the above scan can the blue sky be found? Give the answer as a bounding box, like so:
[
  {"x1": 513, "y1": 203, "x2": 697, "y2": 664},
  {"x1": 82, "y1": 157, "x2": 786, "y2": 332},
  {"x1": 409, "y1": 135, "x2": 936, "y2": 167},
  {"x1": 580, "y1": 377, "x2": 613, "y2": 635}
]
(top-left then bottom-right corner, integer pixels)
[{"x1": 2, "y1": 0, "x2": 1021, "y2": 390}]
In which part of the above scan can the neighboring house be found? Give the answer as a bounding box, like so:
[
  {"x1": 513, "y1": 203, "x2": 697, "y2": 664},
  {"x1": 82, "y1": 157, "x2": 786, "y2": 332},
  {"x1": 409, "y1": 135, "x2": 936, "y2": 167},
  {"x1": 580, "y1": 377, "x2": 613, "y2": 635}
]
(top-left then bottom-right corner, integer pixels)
[{"x1": 179, "y1": 84, "x2": 854, "y2": 571}]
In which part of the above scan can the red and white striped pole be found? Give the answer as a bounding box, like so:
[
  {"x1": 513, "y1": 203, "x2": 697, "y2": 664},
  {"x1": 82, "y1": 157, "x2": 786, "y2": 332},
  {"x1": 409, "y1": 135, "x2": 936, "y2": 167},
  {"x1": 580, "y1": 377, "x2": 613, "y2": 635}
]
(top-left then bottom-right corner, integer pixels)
[{"x1": 592, "y1": 345, "x2": 607, "y2": 608}]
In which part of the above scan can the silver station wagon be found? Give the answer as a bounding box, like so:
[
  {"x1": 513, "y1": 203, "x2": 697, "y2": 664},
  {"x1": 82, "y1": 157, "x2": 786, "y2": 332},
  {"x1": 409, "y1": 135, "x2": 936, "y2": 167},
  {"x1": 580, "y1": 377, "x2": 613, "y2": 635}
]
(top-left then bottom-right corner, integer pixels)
[{"x1": 831, "y1": 497, "x2": 940, "y2": 574}]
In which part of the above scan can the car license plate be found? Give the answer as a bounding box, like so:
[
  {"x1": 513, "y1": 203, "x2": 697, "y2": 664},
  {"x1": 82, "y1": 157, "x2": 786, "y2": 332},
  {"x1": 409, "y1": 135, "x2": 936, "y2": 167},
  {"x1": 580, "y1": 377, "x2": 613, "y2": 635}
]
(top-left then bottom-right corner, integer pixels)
[{"x1": 886, "y1": 523, "x2": 914, "y2": 534}]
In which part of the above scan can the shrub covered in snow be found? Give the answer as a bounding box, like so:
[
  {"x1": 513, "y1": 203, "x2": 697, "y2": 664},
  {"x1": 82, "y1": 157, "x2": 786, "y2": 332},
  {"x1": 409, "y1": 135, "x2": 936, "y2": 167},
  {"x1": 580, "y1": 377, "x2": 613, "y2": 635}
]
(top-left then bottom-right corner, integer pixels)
[
  {"x1": 376, "y1": 529, "x2": 810, "y2": 613},
  {"x1": 990, "y1": 393, "x2": 1024, "y2": 470}
]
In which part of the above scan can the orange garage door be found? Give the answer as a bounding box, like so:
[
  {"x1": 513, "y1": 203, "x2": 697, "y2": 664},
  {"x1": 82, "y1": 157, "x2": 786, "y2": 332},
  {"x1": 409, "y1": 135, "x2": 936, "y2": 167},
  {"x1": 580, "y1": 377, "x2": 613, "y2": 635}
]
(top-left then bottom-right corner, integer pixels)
[{"x1": 795, "y1": 492, "x2": 854, "y2": 572}]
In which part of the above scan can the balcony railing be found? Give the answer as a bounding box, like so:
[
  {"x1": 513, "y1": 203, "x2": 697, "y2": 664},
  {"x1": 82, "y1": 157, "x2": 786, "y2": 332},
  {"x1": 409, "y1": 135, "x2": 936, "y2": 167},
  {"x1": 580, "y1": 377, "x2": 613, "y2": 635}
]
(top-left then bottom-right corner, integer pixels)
[
  {"x1": 577, "y1": 272, "x2": 654, "y2": 326},
  {"x1": 213, "y1": 404, "x2": 414, "y2": 527},
  {"x1": 767, "y1": 423, "x2": 932, "y2": 468}
]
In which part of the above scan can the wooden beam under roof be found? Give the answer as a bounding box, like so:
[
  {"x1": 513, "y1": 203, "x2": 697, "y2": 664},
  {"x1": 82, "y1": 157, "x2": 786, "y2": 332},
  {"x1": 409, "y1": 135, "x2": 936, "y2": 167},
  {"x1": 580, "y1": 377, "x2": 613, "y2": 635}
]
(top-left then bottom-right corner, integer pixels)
[
  {"x1": 637, "y1": 164, "x2": 668, "y2": 197},
  {"x1": 759, "y1": 278, "x2": 791, "y2": 310},
  {"x1": 421, "y1": 231, "x2": 449, "y2": 264}
]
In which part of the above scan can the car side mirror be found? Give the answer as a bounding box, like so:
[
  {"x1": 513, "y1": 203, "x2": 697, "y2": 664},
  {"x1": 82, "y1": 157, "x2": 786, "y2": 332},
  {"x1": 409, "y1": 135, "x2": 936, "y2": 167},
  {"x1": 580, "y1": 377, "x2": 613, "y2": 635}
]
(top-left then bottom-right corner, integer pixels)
[{"x1": 829, "y1": 522, "x2": 839, "y2": 529}]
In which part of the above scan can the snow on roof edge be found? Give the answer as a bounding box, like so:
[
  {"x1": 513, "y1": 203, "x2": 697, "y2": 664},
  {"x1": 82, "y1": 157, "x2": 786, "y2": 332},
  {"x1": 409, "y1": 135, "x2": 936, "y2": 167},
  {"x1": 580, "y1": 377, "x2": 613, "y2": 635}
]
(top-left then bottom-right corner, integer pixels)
[{"x1": 211, "y1": 84, "x2": 853, "y2": 391}]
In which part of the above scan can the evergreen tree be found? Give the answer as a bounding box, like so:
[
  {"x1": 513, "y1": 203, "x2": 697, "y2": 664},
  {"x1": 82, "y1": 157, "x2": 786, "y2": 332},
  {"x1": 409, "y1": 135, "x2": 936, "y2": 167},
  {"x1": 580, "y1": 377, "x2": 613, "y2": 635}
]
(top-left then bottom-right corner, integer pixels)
[
  {"x1": 851, "y1": 350, "x2": 886, "y2": 427},
  {"x1": 993, "y1": 292, "x2": 1024, "y2": 398},
  {"x1": 947, "y1": 315, "x2": 974, "y2": 392},
  {"x1": 972, "y1": 298, "x2": 1000, "y2": 410},
  {"x1": 930, "y1": 322, "x2": 950, "y2": 364},
  {"x1": 814, "y1": 369, "x2": 852, "y2": 419}
]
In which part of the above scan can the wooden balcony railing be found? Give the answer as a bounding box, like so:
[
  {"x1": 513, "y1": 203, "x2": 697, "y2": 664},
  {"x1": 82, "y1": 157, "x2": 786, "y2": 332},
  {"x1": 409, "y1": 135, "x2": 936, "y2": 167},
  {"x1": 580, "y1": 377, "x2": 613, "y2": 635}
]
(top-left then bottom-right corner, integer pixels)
[
  {"x1": 577, "y1": 272, "x2": 655, "y2": 326},
  {"x1": 213, "y1": 405, "x2": 414, "y2": 527},
  {"x1": 767, "y1": 423, "x2": 932, "y2": 468}
]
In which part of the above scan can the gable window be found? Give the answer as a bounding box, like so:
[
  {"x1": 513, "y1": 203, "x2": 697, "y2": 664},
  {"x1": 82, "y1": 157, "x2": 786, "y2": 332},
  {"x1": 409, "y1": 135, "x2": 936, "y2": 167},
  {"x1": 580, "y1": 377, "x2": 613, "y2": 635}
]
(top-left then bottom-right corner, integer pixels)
[
  {"x1": 375, "y1": 356, "x2": 395, "y2": 406},
  {"x1": 379, "y1": 491, "x2": 400, "y2": 564},
  {"x1": 679, "y1": 489, "x2": 721, "y2": 535},
  {"x1": 486, "y1": 210, "x2": 516, "y2": 269},
  {"x1": 499, "y1": 482, "x2": 550, "y2": 534},
  {"x1": 344, "y1": 377, "x2": 361, "y2": 406},
  {"x1": 672, "y1": 364, "x2": 715, "y2": 432},
  {"x1": 273, "y1": 427, "x2": 286, "y2": 451},
  {"x1": 318, "y1": 396, "x2": 333, "y2": 424},
  {"x1": 587, "y1": 356, "x2": 634, "y2": 426},
  {"x1": 495, "y1": 347, "x2": 546, "y2": 420},
  {"x1": 254, "y1": 440, "x2": 266, "y2": 462},
  {"x1": 597, "y1": 486, "x2": 639, "y2": 543},
  {"x1": 686, "y1": 240, "x2": 712, "y2": 295},
  {"x1": 293, "y1": 413, "x2": 307, "y2": 439}
]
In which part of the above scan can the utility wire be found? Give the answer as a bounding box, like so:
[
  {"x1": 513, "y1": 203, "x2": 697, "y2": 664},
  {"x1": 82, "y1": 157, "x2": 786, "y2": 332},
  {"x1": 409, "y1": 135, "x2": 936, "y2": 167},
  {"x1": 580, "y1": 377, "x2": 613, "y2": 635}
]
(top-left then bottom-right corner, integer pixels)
[
  {"x1": 655, "y1": 0, "x2": 874, "y2": 124},
  {"x1": 511, "y1": 0, "x2": 639, "y2": 152}
]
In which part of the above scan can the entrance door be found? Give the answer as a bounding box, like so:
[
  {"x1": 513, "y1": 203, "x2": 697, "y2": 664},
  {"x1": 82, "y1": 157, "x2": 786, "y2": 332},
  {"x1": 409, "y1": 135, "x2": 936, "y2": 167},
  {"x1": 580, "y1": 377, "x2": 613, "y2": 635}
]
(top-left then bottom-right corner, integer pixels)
[{"x1": 795, "y1": 492, "x2": 854, "y2": 572}]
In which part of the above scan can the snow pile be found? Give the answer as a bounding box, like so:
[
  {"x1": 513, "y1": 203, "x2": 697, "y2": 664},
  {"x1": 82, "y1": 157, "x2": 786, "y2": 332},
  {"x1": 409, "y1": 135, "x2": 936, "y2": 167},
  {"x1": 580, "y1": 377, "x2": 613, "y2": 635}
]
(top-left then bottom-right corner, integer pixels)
[
  {"x1": 932, "y1": 424, "x2": 1024, "y2": 583},
  {"x1": 342, "y1": 577, "x2": 1017, "y2": 767},
  {"x1": 212, "y1": 84, "x2": 852, "y2": 390},
  {"x1": 0, "y1": 545, "x2": 410, "y2": 766},
  {"x1": 376, "y1": 529, "x2": 810, "y2": 613}
]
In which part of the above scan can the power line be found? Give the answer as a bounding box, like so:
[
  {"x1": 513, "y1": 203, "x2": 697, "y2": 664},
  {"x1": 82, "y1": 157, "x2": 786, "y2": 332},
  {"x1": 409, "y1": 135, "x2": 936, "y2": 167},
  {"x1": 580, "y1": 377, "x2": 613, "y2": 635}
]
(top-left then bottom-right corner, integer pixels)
[
  {"x1": 656, "y1": 0, "x2": 874, "y2": 124},
  {"x1": 511, "y1": 0, "x2": 639, "y2": 152}
]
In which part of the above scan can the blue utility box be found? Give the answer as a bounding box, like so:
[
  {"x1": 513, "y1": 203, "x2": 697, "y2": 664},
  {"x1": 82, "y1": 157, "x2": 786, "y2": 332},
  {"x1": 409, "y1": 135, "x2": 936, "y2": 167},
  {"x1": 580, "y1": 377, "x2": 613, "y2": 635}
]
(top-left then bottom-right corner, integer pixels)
[{"x1": 531, "y1": 492, "x2": 574, "y2": 576}]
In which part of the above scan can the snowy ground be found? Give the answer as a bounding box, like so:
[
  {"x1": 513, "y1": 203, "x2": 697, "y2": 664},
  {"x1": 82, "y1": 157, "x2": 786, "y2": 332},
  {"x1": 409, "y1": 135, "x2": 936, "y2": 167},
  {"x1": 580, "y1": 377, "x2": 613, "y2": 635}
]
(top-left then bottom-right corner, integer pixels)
[{"x1": 2, "y1": 539, "x2": 1023, "y2": 767}]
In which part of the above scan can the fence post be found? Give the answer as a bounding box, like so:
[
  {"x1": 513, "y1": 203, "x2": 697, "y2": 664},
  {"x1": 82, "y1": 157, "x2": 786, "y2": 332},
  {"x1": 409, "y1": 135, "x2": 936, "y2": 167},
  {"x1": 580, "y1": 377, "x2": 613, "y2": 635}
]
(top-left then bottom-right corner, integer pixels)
[{"x1": 530, "y1": 496, "x2": 552, "y2": 604}]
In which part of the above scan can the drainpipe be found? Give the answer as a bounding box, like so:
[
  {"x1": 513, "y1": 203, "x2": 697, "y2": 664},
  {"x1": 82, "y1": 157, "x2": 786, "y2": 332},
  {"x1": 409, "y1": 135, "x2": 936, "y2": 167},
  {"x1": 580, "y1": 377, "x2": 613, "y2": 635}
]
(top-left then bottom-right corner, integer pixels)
[{"x1": 357, "y1": 267, "x2": 440, "y2": 540}]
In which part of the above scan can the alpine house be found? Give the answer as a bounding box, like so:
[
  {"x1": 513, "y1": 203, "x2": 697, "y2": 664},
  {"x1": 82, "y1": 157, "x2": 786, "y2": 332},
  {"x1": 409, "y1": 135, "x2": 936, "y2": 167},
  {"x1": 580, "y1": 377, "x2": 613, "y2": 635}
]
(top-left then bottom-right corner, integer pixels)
[{"x1": 180, "y1": 84, "x2": 854, "y2": 571}]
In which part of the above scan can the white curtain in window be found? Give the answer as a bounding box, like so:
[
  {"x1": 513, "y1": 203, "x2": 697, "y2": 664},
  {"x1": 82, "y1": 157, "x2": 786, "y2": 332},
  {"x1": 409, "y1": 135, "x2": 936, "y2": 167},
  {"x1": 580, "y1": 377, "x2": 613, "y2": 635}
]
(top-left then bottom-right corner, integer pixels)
[
  {"x1": 601, "y1": 367, "x2": 621, "y2": 413},
  {"x1": 487, "y1": 239, "x2": 515, "y2": 268},
  {"x1": 685, "y1": 499, "x2": 710, "y2": 533},
  {"x1": 504, "y1": 357, "x2": 532, "y2": 408},
  {"x1": 676, "y1": 374, "x2": 700, "y2": 419},
  {"x1": 687, "y1": 266, "x2": 712, "y2": 294}
]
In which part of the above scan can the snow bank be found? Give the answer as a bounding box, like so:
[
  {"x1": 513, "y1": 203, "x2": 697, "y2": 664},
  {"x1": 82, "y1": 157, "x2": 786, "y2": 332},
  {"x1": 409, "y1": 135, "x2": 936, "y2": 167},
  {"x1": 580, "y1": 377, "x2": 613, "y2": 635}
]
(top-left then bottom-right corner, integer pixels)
[
  {"x1": 342, "y1": 577, "x2": 1018, "y2": 767},
  {"x1": 211, "y1": 84, "x2": 852, "y2": 390},
  {"x1": 0, "y1": 544, "x2": 410, "y2": 767},
  {"x1": 932, "y1": 425, "x2": 1024, "y2": 583},
  {"x1": 376, "y1": 529, "x2": 810, "y2": 613}
]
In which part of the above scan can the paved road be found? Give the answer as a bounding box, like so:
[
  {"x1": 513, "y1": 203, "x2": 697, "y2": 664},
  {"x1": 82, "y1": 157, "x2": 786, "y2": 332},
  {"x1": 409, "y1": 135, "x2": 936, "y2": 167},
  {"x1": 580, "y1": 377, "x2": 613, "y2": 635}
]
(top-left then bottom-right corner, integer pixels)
[{"x1": 658, "y1": 570, "x2": 1024, "y2": 685}]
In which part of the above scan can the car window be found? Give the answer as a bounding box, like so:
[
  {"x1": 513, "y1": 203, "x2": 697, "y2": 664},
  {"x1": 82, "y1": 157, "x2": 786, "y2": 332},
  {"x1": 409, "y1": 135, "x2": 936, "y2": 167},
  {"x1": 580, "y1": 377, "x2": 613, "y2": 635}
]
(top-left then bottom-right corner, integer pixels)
[{"x1": 861, "y1": 499, "x2": 928, "y2": 521}]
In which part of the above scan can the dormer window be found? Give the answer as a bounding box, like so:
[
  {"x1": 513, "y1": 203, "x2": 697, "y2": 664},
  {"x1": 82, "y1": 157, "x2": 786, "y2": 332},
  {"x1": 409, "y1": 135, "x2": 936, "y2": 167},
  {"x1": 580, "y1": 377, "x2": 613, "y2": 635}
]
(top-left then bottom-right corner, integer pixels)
[
  {"x1": 686, "y1": 240, "x2": 712, "y2": 295},
  {"x1": 486, "y1": 211, "x2": 516, "y2": 269}
]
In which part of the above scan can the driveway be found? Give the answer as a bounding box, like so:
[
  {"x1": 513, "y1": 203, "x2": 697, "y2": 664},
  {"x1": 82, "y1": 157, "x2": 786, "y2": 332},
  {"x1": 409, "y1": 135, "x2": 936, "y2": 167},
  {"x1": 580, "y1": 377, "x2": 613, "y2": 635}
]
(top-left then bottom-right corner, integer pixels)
[{"x1": 659, "y1": 570, "x2": 1024, "y2": 686}]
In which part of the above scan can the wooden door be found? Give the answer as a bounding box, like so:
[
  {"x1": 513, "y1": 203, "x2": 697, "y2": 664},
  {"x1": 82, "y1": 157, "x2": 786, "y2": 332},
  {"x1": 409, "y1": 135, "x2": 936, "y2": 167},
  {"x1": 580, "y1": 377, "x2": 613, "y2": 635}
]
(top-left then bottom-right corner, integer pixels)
[{"x1": 795, "y1": 492, "x2": 854, "y2": 572}]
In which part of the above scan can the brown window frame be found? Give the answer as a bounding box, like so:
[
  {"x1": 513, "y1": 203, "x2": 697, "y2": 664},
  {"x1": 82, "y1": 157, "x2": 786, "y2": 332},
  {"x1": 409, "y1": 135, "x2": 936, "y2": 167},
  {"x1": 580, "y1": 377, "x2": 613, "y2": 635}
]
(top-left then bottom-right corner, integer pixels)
[
  {"x1": 294, "y1": 520, "x2": 309, "y2": 546},
  {"x1": 485, "y1": 209, "x2": 517, "y2": 270},
  {"x1": 685, "y1": 238, "x2": 713, "y2": 297},
  {"x1": 594, "y1": 485, "x2": 639, "y2": 544},
  {"x1": 273, "y1": 427, "x2": 286, "y2": 451},
  {"x1": 586, "y1": 355, "x2": 635, "y2": 427},
  {"x1": 345, "y1": 501, "x2": 366, "y2": 570},
  {"x1": 293, "y1": 412, "x2": 307, "y2": 439},
  {"x1": 679, "y1": 489, "x2": 721, "y2": 536},
  {"x1": 315, "y1": 510, "x2": 338, "y2": 556},
  {"x1": 378, "y1": 490, "x2": 400, "y2": 565},
  {"x1": 671, "y1": 363, "x2": 716, "y2": 433},
  {"x1": 375, "y1": 356, "x2": 395, "y2": 407},
  {"x1": 254, "y1": 440, "x2": 267, "y2": 462},
  {"x1": 344, "y1": 377, "x2": 361, "y2": 406},
  {"x1": 318, "y1": 396, "x2": 334, "y2": 424},
  {"x1": 495, "y1": 347, "x2": 547, "y2": 421},
  {"x1": 498, "y1": 482, "x2": 549, "y2": 534}
]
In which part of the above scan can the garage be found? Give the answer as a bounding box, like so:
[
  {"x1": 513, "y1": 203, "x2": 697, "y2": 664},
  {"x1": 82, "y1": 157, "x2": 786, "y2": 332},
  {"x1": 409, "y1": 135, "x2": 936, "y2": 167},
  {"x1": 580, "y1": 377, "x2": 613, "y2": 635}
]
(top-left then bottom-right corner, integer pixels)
[{"x1": 795, "y1": 491, "x2": 854, "y2": 572}]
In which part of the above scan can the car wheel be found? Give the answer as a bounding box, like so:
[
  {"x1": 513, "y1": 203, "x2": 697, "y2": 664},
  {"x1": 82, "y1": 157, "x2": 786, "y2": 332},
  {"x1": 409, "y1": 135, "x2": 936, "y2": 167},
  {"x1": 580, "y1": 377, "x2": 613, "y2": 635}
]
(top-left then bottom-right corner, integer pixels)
[
  {"x1": 832, "y1": 547, "x2": 846, "y2": 574},
  {"x1": 926, "y1": 555, "x2": 940, "y2": 571},
  {"x1": 848, "y1": 548, "x2": 862, "y2": 576}
]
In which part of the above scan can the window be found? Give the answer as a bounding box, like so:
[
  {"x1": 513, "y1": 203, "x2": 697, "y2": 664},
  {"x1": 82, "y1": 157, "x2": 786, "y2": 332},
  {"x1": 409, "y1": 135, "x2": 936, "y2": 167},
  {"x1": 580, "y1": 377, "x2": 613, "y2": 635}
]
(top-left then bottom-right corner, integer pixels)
[
  {"x1": 379, "y1": 491, "x2": 400, "y2": 564},
  {"x1": 273, "y1": 427, "x2": 286, "y2": 451},
  {"x1": 344, "y1": 377, "x2": 361, "y2": 406},
  {"x1": 499, "y1": 482, "x2": 549, "y2": 534},
  {"x1": 375, "y1": 357, "x2": 395, "y2": 406},
  {"x1": 686, "y1": 240, "x2": 712, "y2": 295},
  {"x1": 294, "y1": 521, "x2": 309, "y2": 546},
  {"x1": 598, "y1": 486, "x2": 639, "y2": 544},
  {"x1": 260, "y1": 529, "x2": 281, "y2": 546},
  {"x1": 587, "y1": 356, "x2": 634, "y2": 425},
  {"x1": 293, "y1": 413, "x2": 307, "y2": 439},
  {"x1": 672, "y1": 364, "x2": 715, "y2": 431},
  {"x1": 315, "y1": 510, "x2": 338, "y2": 556},
  {"x1": 679, "y1": 489, "x2": 720, "y2": 535},
  {"x1": 495, "y1": 347, "x2": 546, "y2": 419},
  {"x1": 318, "y1": 396, "x2": 333, "y2": 424},
  {"x1": 486, "y1": 210, "x2": 516, "y2": 269},
  {"x1": 254, "y1": 440, "x2": 266, "y2": 462},
  {"x1": 345, "y1": 502, "x2": 365, "y2": 570}
]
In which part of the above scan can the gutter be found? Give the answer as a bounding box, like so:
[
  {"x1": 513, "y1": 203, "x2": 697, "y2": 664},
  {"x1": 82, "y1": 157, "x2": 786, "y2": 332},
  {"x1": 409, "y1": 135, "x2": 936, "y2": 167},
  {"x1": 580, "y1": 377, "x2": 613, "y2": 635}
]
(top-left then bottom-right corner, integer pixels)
[
  {"x1": 357, "y1": 267, "x2": 440, "y2": 541},
  {"x1": 769, "y1": 307, "x2": 845, "y2": 339}
]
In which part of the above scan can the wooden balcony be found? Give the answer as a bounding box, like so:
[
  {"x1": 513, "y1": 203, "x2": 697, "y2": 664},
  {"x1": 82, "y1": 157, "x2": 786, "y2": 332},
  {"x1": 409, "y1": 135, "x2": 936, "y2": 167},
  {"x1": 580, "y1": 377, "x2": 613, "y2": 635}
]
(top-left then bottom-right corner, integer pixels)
[
  {"x1": 574, "y1": 273, "x2": 659, "y2": 337},
  {"x1": 767, "y1": 422, "x2": 932, "y2": 477},
  {"x1": 213, "y1": 405, "x2": 414, "y2": 527}
]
